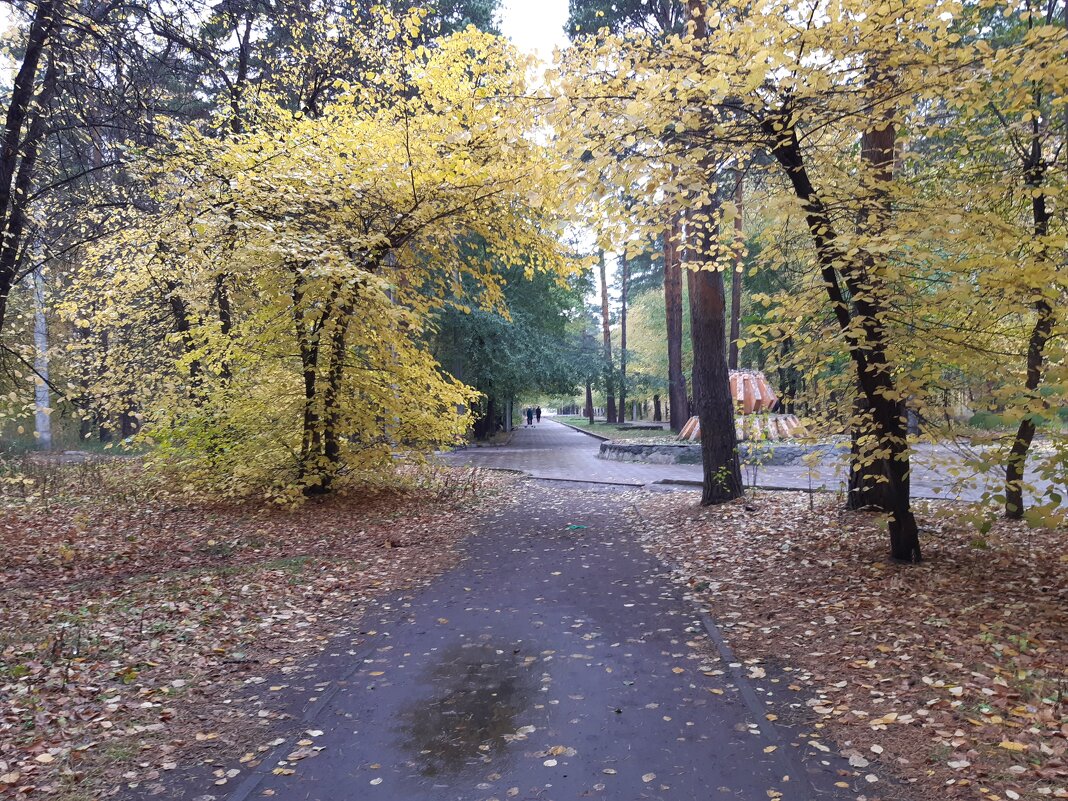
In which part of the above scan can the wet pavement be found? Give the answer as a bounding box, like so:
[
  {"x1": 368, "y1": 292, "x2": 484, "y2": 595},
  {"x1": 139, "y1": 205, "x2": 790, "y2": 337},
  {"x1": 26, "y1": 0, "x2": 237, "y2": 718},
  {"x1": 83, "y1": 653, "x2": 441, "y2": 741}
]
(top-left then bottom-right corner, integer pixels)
[
  {"x1": 442, "y1": 419, "x2": 1043, "y2": 502},
  {"x1": 153, "y1": 484, "x2": 862, "y2": 801}
]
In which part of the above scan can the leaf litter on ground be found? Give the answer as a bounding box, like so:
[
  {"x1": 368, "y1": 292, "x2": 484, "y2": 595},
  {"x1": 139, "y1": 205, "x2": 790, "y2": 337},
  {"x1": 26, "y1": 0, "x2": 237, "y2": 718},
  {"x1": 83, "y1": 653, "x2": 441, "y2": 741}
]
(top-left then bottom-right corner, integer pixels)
[
  {"x1": 633, "y1": 489, "x2": 1067, "y2": 801},
  {"x1": 0, "y1": 458, "x2": 511, "y2": 799}
]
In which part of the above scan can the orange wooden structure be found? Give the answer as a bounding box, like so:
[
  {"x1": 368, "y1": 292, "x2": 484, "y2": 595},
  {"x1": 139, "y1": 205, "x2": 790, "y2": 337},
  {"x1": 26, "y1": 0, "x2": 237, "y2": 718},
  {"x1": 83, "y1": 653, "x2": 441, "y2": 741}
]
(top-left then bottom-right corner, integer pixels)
[{"x1": 678, "y1": 370, "x2": 805, "y2": 442}]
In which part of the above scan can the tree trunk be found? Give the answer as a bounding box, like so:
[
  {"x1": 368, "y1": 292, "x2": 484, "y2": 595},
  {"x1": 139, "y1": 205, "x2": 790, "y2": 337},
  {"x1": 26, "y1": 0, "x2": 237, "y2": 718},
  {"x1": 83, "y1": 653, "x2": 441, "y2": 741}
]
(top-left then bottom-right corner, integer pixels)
[
  {"x1": 320, "y1": 293, "x2": 356, "y2": 490},
  {"x1": 290, "y1": 269, "x2": 323, "y2": 490},
  {"x1": 664, "y1": 215, "x2": 688, "y2": 432},
  {"x1": 1004, "y1": 71, "x2": 1055, "y2": 519},
  {"x1": 166, "y1": 284, "x2": 205, "y2": 397},
  {"x1": 214, "y1": 274, "x2": 234, "y2": 336},
  {"x1": 653, "y1": 394, "x2": 662, "y2": 422},
  {"x1": 1004, "y1": 263, "x2": 1053, "y2": 517},
  {"x1": 120, "y1": 410, "x2": 138, "y2": 438},
  {"x1": 619, "y1": 253, "x2": 629, "y2": 422},
  {"x1": 777, "y1": 338, "x2": 797, "y2": 414},
  {"x1": 0, "y1": 0, "x2": 57, "y2": 334},
  {"x1": 685, "y1": 202, "x2": 744, "y2": 505},
  {"x1": 585, "y1": 380, "x2": 594, "y2": 424},
  {"x1": 728, "y1": 173, "x2": 744, "y2": 371},
  {"x1": 765, "y1": 117, "x2": 920, "y2": 561},
  {"x1": 229, "y1": 11, "x2": 254, "y2": 135},
  {"x1": 686, "y1": 265, "x2": 699, "y2": 406},
  {"x1": 472, "y1": 399, "x2": 492, "y2": 439},
  {"x1": 847, "y1": 395, "x2": 897, "y2": 510},
  {"x1": 78, "y1": 324, "x2": 95, "y2": 441},
  {"x1": 847, "y1": 121, "x2": 900, "y2": 513},
  {"x1": 32, "y1": 268, "x2": 51, "y2": 450},
  {"x1": 96, "y1": 320, "x2": 114, "y2": 444},
  {"x1": 598, "y1": 250, "x2": 616, "y2": 423}
]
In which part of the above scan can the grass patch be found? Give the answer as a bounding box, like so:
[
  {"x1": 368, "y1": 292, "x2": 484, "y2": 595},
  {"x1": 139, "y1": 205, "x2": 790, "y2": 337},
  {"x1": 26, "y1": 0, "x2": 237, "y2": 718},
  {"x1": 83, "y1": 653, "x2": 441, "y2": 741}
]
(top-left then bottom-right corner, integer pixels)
[{"x1": 558, "y1": 416, "x2": 675, "y2": 441}]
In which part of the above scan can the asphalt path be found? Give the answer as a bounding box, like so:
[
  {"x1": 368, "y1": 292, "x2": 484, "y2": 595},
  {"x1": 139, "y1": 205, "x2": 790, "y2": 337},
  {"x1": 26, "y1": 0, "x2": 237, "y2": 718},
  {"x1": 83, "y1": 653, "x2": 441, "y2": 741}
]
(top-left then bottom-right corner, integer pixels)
[
  {"x1": 145, "y1": 483, "x2": 868, "y2": 801},
  {"x1": 442, "y1": 418, "x2": 1023, "y2": 501}
]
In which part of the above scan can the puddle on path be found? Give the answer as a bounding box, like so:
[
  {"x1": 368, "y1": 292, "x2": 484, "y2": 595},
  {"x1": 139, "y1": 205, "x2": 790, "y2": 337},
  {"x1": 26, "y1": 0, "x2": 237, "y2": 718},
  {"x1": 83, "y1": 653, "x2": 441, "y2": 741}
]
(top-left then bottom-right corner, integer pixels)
[{"x1": 397, "y1": 642, "x2": 533, "y2": 777}]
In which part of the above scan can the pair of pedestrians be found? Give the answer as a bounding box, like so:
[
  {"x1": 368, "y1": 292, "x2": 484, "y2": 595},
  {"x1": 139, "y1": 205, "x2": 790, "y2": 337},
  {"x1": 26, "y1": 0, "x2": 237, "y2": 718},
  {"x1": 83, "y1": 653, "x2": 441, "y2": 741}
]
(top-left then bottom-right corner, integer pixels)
[{"x1": 524, "y1": 406, "x2": 542, "y2": 427}]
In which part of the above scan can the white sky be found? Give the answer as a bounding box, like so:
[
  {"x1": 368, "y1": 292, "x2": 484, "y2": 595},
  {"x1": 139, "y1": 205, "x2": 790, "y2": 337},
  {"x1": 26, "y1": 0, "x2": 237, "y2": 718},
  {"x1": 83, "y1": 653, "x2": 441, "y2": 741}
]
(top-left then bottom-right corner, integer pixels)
[
  {"x1": 0, "y1": 3, "x2": 574, "y2": 83},
  {"x1": 497, "y1": 0, "x2": 571, "y2": 60},
  {"x1": 498, "y1": 0, "x2": 604, "y2": 271}
]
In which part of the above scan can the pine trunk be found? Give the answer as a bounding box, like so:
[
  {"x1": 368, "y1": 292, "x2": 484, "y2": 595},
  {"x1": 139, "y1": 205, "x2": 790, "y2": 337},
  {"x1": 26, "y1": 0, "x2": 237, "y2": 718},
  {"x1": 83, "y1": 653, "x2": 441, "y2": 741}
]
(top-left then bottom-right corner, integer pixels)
[
  {"x1": 685, "y1": 204, "x2": 743, "y2": 505},
  {"x1": 728, "y1": 174, "x2": 744, "y2": 371},
  {"x1": 598, "y1": 250, "x2": 616, "y2": 423},
  {"x1": 664, "y1": 215, "x2": 687, "y2": 432},
  {"x1": 619, "y1": 254, "x2": 629, "y2": 422}
]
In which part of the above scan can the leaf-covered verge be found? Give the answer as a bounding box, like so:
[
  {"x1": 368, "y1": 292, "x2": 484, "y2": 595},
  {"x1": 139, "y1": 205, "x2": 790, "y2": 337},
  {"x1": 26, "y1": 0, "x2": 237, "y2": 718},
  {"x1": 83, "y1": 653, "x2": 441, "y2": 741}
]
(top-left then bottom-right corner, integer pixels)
[
  {"x1": 634, "y1": 491, "x2": 1067, "y2": 801},
  {"x1": 0, "y1": 458, "x2": 511, "y2": 799}
]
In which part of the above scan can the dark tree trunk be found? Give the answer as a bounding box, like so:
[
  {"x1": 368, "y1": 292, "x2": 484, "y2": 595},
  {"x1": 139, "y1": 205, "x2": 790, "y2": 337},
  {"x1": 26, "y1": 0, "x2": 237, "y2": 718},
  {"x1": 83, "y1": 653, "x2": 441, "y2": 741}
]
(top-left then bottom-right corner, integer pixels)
[
  {"x1": 777, "y1": 338, "x2": 797, "y2": 415},
  {"x1": 212, "y1": 273, "x2": 235, "y2": 382},
  {"x1": 320, "y1": 293, "x2": 356, "y2": 490},
  {"x1": 1005, "y1": 298, "x2": 1053, "y2": 517},
  {"x1": 685, "y1": 265, "x2": 699, "y2": 406},
  {"x1": 598, "y1": 250, "x2": 616, "y2": 423},
  {"x1": 847, "y1": 395, "x2": 897, "y2": 511},
  {"x1": 290, "y1": 269, "x2": 324, "y2": 492},
  {"x1": 0, "y1": 0, "x2": 57, "y2": 333},
  {"x1": 765, "y1": 116, "x2": 920, "y2": 562},
  {"x1": 214, "y1": 274, "x2": 234, "y2": 336},
  {"x1": 685, "y1": 203, "x2": 744, "y2": 506},
  {"x1": 476, "y1": 397, "x2": 496, "y2": 439},
  {"x1": 80, "y1": 411, "x2": 95, "y2": 441},
  {"x1": 166, "y1": 284, "x2": 205, "y2": 397},
  {"x1": 1004, "y1": 66, "x2": 1055, "y2": 519},
  {"x1": 585, "y1": 381, "x2": 594, "y2": 424},
  {"x1": 728, "y1": 173, "x2": 744, "y2": 371},
  {"x1": 653, "y1": 394, "x2": 662, "y2": 422},
  {"x1": 664, "y1": 215, "x2": 688, "y2": 432},
  {"x1": 120, "y1": 410, "x2": 139, "y2": 438},
  {"x1": 229, "y1": 11, "x2": 254, "y2": 134},
  {"x1": 95, "y1": 330, "x2": 111, "y2": 441},
  {"x1": 846, "y1": 121, "x2": 900, "y2": 512},
  {"x1": 619, "y1": 254, "x2": 629, "y2": 422}
]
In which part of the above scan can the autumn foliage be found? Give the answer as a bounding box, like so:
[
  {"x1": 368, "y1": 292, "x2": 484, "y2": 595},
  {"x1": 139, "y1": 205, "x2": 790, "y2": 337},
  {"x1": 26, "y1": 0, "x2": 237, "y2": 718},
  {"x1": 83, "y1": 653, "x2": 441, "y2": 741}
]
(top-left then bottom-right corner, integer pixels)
[{"x1": 66, "y1": 16, "x2": 574, "y2": 498}]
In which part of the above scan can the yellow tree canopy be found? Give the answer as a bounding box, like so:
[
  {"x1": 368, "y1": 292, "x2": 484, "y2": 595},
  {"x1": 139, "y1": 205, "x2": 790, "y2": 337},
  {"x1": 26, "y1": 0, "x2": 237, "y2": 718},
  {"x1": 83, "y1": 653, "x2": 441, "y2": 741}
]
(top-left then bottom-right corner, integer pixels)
[
  {"x1": 551, "y1": 0, "x2": 1067, "y2": 520},
  {"x1": 68, "y1": 18, "x2": 577, "y2": 499}
]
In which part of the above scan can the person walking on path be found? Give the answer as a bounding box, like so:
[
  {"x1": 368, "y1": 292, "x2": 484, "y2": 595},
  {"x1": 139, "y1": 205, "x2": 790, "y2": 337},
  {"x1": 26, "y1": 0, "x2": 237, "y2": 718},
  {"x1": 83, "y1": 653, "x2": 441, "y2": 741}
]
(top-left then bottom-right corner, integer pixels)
[
  {"x1": 535, "y1": 406, "x2": 542, "y2": 423},
  {"x1": 526, "y1": 407, "x2": 535, "y2": 427}
]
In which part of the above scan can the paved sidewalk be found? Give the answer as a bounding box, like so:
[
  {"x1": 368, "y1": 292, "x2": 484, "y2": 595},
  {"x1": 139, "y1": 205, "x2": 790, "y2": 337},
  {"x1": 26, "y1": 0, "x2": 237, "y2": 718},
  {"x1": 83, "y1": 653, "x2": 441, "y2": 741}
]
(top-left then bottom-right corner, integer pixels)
[
  {"x1": 442, "y1": 419, "x2": 1014, "y2": 501},
  {"x1": 443, "y1": 421, "x2": 708, "y2": 487},
  {"x1": 146, "y1": 484, "x2": 859, "y2": 801}
]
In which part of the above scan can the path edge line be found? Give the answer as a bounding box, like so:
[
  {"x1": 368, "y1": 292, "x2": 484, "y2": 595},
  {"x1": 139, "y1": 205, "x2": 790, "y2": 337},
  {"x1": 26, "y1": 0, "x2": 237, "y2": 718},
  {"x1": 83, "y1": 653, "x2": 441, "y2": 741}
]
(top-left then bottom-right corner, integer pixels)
[
  {"x1": 629, "y1": 499, "x2": 820, "y2": 793},
  {"x1": 553, "y1": 419, "x2": 612, "y2": 441}
]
